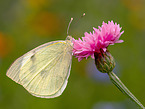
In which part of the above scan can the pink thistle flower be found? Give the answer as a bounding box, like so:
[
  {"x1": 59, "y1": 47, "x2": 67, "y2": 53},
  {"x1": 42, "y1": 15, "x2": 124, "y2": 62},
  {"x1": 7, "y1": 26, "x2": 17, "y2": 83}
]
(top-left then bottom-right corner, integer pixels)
[{"x1": 72, "y1": 21, "x2": 124, "y2": 61}]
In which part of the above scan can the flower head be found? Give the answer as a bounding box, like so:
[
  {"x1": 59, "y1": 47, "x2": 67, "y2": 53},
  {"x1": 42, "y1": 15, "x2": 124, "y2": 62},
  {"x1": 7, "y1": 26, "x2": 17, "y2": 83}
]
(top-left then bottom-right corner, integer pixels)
[{"x1": 73, "y1": 21, "x2": 124, "y2": 61}]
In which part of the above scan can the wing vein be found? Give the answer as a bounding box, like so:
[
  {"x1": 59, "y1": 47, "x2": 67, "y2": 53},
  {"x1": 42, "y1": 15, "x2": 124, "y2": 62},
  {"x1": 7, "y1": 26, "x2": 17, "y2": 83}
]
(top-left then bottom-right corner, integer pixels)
[
  {"x1": 32, "y1": 54, "x2": 62, "y2": 94},
  {"x1": 22, "y1": 53, "x2": 62, "y2": 89}
]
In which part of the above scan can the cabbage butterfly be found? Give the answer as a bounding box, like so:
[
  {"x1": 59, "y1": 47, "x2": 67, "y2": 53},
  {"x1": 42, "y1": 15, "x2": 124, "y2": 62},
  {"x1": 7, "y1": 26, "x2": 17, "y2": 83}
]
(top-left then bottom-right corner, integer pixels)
[{"x1": 6, "y1": 19, "x2": 74, "y2": 98}]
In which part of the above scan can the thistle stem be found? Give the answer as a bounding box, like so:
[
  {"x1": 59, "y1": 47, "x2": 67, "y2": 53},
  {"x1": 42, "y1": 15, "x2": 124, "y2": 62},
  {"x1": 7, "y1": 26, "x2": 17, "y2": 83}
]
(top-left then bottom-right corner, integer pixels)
[{"x1": 108, "y1": 71, "x2": 145, "y2": 109}]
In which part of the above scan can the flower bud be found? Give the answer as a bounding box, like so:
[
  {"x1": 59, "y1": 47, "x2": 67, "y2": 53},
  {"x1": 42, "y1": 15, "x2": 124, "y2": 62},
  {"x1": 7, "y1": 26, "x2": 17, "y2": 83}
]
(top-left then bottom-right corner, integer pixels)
[{"x1": 94, "y1": 50, "x2": 115, "y2": 73}]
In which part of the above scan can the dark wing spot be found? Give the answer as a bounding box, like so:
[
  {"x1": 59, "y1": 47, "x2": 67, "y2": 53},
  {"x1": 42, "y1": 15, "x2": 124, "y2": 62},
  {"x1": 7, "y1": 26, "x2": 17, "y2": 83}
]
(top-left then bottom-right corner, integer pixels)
[
  {"x1": 29, "y1": 54, "x2": 36, "y2": 73},
  {"x1": 30, "y1": 53, "x2": 36, "y2": 62}
]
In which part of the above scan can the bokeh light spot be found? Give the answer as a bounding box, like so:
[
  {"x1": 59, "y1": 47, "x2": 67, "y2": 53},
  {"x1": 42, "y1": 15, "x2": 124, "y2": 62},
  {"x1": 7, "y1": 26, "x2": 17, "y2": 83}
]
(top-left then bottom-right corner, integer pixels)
[
  {"x1": 121, "y1": 0, "x2": 145, "y2": 11},
  {"x1": 0, "y1": 32, "x2": 14, "y2": 58},
  {"x1": 30, "y1": 12, "x2": 64, "y2": 37},
  {"x1": 25, "y1": 0, "x2": 52, "y2": 9},
  {"x1": 85, "y1": 59, "x2": 121, "y2": 84}
]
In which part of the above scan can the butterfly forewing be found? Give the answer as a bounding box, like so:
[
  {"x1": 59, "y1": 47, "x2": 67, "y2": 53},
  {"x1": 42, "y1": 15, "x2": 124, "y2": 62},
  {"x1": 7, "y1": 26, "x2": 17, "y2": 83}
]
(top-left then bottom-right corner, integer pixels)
[
  {"x1": 6, "y1": 41, "x2": 63, "y2": 84},
  {"x1": 7, "y1": 40, "x2": 73, "y2": 98}
]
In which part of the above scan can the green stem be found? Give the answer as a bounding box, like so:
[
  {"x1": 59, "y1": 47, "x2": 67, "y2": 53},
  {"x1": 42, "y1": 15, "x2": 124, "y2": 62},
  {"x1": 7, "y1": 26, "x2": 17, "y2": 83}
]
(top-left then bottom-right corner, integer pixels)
[{"x1": 108, "y1": 71, "x2": 145, "y2": 109}]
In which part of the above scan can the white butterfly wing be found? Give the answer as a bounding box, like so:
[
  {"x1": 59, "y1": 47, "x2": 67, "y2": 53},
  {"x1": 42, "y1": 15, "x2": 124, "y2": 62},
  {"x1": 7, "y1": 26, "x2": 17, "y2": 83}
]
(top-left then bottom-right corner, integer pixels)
[
  {"x1": 7, "y1": 40, "x2": 73, "y2": 98},
  {"x1": 7, "y1": 41, "x2": 61, "y2": 84}
]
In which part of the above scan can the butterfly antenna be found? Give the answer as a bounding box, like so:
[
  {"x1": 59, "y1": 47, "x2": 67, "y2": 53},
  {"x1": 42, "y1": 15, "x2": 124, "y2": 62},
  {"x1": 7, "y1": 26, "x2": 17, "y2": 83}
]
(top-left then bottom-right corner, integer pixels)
[
  {"x1": 67, "y1": 18, "x2": 73, "y2": 36},
  {"x1": 67, "y1": 13, "x2": 85, "y2": 35},
  {"x1": 74, "y1": 13, "x2": 85, "y2": 26}
]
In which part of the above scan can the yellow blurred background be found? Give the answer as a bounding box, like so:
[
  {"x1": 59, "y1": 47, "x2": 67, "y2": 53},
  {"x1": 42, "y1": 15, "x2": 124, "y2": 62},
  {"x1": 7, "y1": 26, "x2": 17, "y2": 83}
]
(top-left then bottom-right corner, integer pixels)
[{"x1": 0, "y1": 0, "x2": 145, "y2": 109}]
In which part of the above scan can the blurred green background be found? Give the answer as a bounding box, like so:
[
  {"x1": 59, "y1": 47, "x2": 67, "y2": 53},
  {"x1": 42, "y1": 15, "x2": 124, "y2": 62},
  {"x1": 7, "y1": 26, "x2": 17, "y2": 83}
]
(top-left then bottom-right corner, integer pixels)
[{"x1": 0, "y1": 0, "x2": 145, "y2": 109}]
